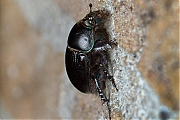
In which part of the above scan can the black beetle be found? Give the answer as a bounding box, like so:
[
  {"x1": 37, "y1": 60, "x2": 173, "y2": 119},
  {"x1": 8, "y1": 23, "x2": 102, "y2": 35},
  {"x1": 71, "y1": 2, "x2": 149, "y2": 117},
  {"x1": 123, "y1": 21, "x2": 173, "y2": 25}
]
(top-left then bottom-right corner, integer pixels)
[{"x1": 65, "y1": 3, "x2": 118, "y2": 119}]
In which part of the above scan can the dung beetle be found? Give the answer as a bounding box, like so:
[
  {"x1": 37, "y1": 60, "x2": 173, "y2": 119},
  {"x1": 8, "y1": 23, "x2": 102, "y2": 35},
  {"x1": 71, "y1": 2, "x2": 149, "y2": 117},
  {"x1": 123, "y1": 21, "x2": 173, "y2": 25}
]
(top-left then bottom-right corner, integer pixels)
[{"x1": 65, "y1": 3, "x2": 118, "y2": 119}]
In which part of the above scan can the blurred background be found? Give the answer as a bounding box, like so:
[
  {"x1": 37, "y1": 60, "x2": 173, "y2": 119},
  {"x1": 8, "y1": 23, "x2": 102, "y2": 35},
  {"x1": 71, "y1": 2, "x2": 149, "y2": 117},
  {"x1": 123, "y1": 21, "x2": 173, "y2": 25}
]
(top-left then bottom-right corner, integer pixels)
[
  {"x1": 0, "y1": 0, "x2": 79, "y2": 118},
  {"x1": 0, "y1": 0, "x2": 179, "y2": 119}
]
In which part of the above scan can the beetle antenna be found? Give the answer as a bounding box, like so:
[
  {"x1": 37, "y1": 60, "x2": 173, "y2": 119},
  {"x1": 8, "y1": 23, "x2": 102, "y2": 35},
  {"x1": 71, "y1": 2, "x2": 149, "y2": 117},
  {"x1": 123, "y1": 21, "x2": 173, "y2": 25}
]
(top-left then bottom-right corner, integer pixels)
[{"x1": 89, "y1": 3, "x2": 92, "y2": 13}]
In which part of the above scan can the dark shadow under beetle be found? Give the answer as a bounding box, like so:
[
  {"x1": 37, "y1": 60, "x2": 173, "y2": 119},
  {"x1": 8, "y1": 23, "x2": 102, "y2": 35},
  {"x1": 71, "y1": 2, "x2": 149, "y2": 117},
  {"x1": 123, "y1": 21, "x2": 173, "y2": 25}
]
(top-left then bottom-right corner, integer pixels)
[{"x1": 65, "y1": 3, "x2": 118, "y2": 119}]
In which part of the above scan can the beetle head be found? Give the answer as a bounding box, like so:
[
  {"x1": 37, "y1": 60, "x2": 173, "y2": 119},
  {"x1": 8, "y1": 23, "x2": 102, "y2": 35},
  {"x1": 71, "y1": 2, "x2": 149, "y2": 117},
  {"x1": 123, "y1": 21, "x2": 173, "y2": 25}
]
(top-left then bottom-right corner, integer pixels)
[{"x1": 82, "y1": 3, "x2": 105, "y2": 28}]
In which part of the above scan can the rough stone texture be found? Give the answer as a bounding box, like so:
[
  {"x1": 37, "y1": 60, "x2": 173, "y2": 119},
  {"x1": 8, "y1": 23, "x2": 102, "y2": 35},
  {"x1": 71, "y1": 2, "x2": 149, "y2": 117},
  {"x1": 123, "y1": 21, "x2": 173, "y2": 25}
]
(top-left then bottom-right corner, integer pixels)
[{"x1": 0, "y1": 0, "x2": 179, "y2": 119}]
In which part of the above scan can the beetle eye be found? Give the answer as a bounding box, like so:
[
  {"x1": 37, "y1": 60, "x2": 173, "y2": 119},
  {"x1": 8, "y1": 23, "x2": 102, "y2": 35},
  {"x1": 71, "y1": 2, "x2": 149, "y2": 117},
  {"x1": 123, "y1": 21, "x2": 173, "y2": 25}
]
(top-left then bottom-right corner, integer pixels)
[
  {"x1": 88, "y1": 18, "x2": 93, "y2": 24},
  {"x1": 83, "y1": 16, "x2": 95, "y2": 28},
  {"x1": 88, "y1": 16, "x2": 95, "y2": 25}
]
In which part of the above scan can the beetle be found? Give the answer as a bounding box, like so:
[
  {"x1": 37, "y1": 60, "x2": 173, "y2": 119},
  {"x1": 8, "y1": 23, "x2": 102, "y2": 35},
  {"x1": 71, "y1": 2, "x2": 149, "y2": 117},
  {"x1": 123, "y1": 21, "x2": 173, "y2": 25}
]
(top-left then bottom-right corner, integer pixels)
[{"x1": 65, "y1": 3, "x2": 118, "y2": 119}]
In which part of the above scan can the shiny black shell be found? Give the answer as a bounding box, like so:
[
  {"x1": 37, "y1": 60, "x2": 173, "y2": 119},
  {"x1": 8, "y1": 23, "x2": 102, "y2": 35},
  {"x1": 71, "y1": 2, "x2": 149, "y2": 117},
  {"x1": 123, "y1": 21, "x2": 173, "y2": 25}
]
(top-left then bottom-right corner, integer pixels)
[
  {"x1": 66, "y1": 21, "x2": 94, "y2": 93},
  {"x1": 65, "y1": 9, "x2": 109, "y2": 94}
]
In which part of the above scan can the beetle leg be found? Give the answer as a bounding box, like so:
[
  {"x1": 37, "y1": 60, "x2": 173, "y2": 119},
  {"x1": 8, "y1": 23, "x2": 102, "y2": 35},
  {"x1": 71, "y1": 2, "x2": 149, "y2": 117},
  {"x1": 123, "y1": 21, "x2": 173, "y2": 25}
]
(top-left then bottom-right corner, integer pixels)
[
  {"x1": 92, "y1": 39, "x2": 117, "y2": 53},
  {"x1": 100, "y1": 64, "x2": 119, "y2": 91},
  {"x1": 92, "y1": 44, "x2": 111, "y2": 52},
  {"x1": 94, "y1": 78, "x2": 108, "y2": 102},
  {"x1": 94, "y1": 78, "x2": 111, "y2": 120}
]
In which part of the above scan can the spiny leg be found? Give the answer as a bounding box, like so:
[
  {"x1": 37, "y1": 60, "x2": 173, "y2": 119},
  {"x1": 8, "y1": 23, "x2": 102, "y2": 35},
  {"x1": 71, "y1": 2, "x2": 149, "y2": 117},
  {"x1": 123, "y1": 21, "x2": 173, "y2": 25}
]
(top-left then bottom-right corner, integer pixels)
[
  {"x1": 94, "y1": 78, "x2": 108, "y2": 102},
  {"x1": 96, "y1": 51, "x2": 118, "y2": 91},
  {"x1": 94, "y1": 78, "x2": 111, "y2": 120},
  {"x1": 99, "y1": 64, "x2": 118, "y2": 91},
  {"x1": 106, "y1": 100, "x2": 111, "y2": 120}
]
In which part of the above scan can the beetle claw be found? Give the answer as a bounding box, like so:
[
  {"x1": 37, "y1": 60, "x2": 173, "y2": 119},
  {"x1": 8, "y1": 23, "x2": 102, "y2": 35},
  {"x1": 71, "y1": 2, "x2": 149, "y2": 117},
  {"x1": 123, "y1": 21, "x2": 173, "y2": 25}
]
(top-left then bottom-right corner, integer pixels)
[{"x1": 109, "y1": 38, "x2": 118, "y2": 48}]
